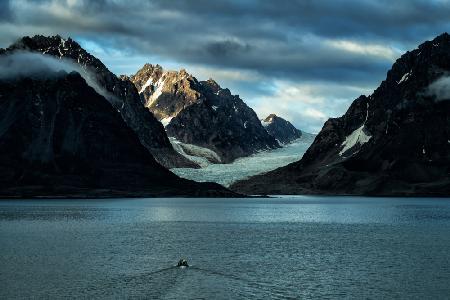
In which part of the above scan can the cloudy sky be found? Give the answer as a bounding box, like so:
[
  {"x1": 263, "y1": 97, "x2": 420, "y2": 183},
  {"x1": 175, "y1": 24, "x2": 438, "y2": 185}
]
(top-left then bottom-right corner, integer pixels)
[{"x1": 1, "y1": 0, "x2": 449, "y2": 132}]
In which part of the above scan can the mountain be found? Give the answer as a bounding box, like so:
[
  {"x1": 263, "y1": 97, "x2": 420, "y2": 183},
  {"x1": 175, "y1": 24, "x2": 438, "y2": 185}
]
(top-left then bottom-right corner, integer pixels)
[
  {"x1": 1, "y1": 35, "x2": 197, "y2": 168},
  {"x1": 130, "y1": 64, "x2": 280, "y2": 163},
  {"x1": 231, "y1": 33, "x2": 450, "y2": 196},
  {"x1": 262, "y1": 114, "x2": 302, "y2": 144},
  {"x1": 0, "y1": 69, "x2": 235, "y2": 198}
]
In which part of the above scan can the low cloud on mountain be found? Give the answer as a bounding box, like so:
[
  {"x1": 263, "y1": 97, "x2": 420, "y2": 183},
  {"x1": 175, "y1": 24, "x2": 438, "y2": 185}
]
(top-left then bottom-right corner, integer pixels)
[
  {"x1": 425, "y1": 75, "x2": 450, "y2": 101},
  {"x1": 1, "y1": 0, "x2": 449, "y2": 132},
  {"x1": 0, "y1": 52, "x2": 115, "y2": 102}
]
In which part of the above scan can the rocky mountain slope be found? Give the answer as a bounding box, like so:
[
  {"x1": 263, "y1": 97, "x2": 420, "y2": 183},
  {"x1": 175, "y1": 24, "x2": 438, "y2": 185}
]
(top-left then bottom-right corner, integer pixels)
[
  {"x1": 130, "y1": 64, "x2": 280, "y2": 163},
  {"x1": 0, "y1": 69, "x2": 235, "y2": 198},
  {"x1": 1, "y1": 35, "x2": 196, "y2": 168},
  {"x1": 231, "y1": 33, "x2": 450, "y2": 196},
  {"x1": 262, "y1": 114, "x2": 302, "y2": 144}
]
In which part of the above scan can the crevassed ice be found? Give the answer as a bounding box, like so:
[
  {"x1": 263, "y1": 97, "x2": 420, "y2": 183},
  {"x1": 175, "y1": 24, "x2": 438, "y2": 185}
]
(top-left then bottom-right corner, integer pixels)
[
  {"x1": 169, "y1": 137, "x2": 221, "y2": 167},
  {"x1": 171, "y1": 133, "x2": 315, "y2": 187}
]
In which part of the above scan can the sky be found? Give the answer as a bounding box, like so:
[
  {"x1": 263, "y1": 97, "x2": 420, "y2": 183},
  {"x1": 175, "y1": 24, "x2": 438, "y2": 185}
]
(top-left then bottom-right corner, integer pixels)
[{"x1": 0, "y1": 0, "x2": 449, "y2": 133}]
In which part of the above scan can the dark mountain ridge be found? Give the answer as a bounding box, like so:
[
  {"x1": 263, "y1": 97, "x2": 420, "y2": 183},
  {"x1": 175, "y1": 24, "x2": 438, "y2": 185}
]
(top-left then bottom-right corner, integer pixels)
[
  {"x1": 262, "y1": 114, "x2": 302, "y2": 144},
  {"x1": 130, "y1": 64, "x2": 280, "y2": 163},
  {"x1": 1, "y1": 35, "x2": 197, "y2": 168},
  {"x1": 231, "y1": 33, "x2": 450, "y2": 196},
  {"x1": 0, "y1": 69, "x2": 235, "y2": 198}
]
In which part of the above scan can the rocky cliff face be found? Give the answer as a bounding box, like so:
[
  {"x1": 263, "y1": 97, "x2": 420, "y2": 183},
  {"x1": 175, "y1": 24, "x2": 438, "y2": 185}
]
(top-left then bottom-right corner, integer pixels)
[
  {"x1": 2, "y1": 35, "x2": 196, "y2": 168},
  {"x1": 231, "y1": 33, "x2": 450, "y2": 196},
  {"x1": 130, "y1": 64, "x2": 280, "y2": 163},
  {"x1": 262, "y1": 114, "x2": 302, "y2": 144},
  {"x1": 0, "y1": 70, "x2": 235, "y2": 197},
  {"x1": 130, "y1": 64, "x2": 202, "y2": 122}
]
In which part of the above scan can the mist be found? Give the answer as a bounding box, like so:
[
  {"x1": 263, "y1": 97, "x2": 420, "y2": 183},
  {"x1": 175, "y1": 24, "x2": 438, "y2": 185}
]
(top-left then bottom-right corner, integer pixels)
[
  {"x1": 425, "y1": 75, "x2": 450, "y2": 101},
  {"x1": 0, "y1": 52, "x2": 115, "y2": 102}
]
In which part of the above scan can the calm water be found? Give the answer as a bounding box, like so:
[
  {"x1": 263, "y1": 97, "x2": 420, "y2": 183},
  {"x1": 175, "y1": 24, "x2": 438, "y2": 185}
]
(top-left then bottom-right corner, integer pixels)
[{"x1": 1, "y1": 197, "x2": 450, "y2": 299}]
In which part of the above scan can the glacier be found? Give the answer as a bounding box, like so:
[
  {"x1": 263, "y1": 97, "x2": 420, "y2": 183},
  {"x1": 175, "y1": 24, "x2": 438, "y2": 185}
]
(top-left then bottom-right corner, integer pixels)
[
  {"x1": 169, "y1": 137, "x2": 221, "y2": 166},
  {"x1": 170, "y1": 133, "x2": 315, "y2": 187}
]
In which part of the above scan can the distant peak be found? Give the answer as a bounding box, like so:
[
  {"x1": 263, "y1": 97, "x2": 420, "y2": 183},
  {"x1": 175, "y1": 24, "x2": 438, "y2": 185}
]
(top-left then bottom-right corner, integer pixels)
[
  {"x1": 9, "y1": 34, "x2": 81, "y2": 52},
  {"x1": 420, "y1": 32, "x2": 450, "y2": 49},
  {"x1": 201, "y1": 78, "x2": 222, "y2": 94},
  {"x1": 435, "y1": 32, "x2": 450, "y2": 41},
  {"x1": 132, "y1": 64, "x2": 165, "y2": 84},
  {"x1": 206, "y1": 78, "x2": 220, "y2": 88},
  {"x1": 264, "y1": 114, "x2": 278, "y2": 122},
  {"x1": 141, "y1": 63, "x2": 163, "y2": 72}
]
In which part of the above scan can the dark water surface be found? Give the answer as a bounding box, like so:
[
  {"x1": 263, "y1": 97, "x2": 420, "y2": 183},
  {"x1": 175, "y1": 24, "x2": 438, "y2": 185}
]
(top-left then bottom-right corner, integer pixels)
[{"x1": 1, "y1": 197, "x2": 450, "y2": 299}]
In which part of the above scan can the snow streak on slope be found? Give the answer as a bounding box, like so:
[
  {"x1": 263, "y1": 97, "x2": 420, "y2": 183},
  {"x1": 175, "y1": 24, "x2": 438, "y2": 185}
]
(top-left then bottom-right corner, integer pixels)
[
  {"x1": 171, "y1": 133, "x2": 315, "y2": 187},
  {"x1": 139, "y1": 77, "x2": 153, "y2": 93},
  {"x1": 339, "y1": 102, "x2": 371, "y2": 156}
]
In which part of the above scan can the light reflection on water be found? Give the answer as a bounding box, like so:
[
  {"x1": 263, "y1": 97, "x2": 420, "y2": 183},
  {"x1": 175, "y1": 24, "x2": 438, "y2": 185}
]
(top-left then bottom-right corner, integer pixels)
[{"x1": 1, "y1": 197, "x2": 450, "y2": 299}]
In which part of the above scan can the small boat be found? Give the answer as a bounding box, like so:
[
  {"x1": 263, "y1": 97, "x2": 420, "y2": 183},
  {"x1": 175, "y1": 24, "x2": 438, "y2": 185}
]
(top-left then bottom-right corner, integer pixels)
[{"x1": 177, "y1": 259, "x2": 189, "y2": 267}]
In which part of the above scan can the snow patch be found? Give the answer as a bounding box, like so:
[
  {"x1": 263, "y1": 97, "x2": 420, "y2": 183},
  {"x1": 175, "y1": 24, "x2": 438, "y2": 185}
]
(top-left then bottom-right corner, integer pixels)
[
  {"x1": 339, "y1": 102, "x2": 372, "y2": 156},
  {"x1": 397, "y1": 71, "x2": 411, "y2": 84},
  {"x1": 139, "y1": 76, "x2": 153, "y2": 93},
  {"x1": 160, "y1": 116, "x2": 173, "y2": 127},
  {"x1": 261, "y1": 120, "x2": 270, "y2": 127},
  {"x1": 339, "y1": 125, "x2": 372, "y2": 156},
  {"x1": 147, "y1": 75, "x2": 166, "y2": 106},
  {"x1": 212, "y1": 105, "x2": 218, "y2": 111}
]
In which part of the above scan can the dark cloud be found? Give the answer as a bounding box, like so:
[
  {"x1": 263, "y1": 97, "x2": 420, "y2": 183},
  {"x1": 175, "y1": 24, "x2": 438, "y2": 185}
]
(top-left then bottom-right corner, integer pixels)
[
  {"x1": 0, "y1": 0, "x2": 12, "y2": 22},
  {"x1": 2, "y1": 0, "x2": 449, "y2": 84},
  {"x1": 205, "y1": 40, "x2": 251, "y2": 58},
  {"x1": 1, "y1": 0, "x2": 450, "y2": 131}
]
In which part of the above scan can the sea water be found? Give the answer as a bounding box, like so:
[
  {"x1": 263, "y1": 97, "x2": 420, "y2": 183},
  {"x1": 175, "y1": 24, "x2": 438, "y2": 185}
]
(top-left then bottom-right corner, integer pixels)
[{"x1": 1, "y1": 197, "x2": 450, "y2": 299}]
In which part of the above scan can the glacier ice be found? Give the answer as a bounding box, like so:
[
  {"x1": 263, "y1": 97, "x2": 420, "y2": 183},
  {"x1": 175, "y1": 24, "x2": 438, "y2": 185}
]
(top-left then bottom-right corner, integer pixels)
[{"x1": 170, "y1": 133, "x2": 315, "y2": 187}]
